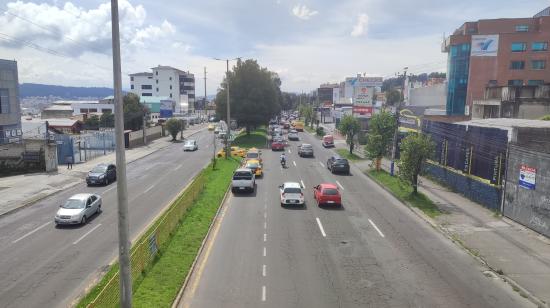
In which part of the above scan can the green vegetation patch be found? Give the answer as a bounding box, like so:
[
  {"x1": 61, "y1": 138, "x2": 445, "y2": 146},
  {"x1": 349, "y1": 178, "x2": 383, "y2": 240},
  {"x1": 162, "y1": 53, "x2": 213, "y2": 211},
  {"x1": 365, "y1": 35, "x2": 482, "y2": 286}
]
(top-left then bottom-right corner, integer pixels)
[
  {"x1": 368, "y1": 169, "x2": 441, "y2": 218},
  {"x1": 132, "y1": 158, "x2": 239, "y2": 307},
  {"x1": 233, "y1": 128, "x2": 267, "y2": 149},
  {"x1": 336, "y1": 148, "x2": 365, "y2": 161}
]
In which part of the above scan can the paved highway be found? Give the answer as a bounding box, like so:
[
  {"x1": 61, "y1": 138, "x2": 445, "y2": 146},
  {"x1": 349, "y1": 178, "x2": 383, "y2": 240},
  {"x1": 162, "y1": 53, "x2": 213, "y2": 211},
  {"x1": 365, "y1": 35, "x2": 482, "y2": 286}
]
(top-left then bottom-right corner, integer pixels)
[
  {"x1": 0, "y1": 128, "x2": 215, "y2": 308},
  {"x1": 181, "y1": 130, "x2": 533, "y2": 308}
]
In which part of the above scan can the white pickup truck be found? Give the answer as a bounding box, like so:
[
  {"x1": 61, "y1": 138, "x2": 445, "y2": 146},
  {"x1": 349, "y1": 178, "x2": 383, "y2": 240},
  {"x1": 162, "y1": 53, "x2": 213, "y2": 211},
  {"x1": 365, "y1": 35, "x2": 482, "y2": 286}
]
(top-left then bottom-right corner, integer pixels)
[{"x1": 231, "y1": 168, "x2": 256, "y2": 193}]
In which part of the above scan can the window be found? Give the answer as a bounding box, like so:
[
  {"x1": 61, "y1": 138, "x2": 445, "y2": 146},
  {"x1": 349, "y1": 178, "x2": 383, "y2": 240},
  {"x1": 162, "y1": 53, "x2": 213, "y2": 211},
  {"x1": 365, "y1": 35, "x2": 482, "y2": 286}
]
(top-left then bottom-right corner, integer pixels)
[
  {"x1": 488, "y1": 80, "x2": 498, "y2": 87},
  {"x1": 130, "y1": 85, "x2": 134, "y2": 89},
  {"x1": 101, "y1": 109, "x2": 111, "y2": 113},
  {"x1": 531, "y1": 60, "x2": 546, "y2": 70},
  {"x1": 156, "y1": 79, "x2": 158, "y2": 84},
  {"x1": 156, "y1": 88, "x2": 159, "y2": 92},
  {"x1": 0, "y1": 89, "x2": 9, "y2": 114},
  {"x1": 155, "y1": 71, "x2": 158, "y2": 75},
  {"x1": 515, "y1": 24, "x2": 529, "y2": 32},
  {"x1": 532, "y1": 42, "x2": 548, "y2": 51},
  {"x1": 170, "y1": 93, "x2": 173, "y2": 98},
  {"x1": 130, "y1": 76, "x2": 134, "y2": 81},
  {"x1": 528, "y1": 80, "x2": 544, "y2": 86},
  {"x1": 508, "y1": 79, "x2": 523, "y2": 86},
  {"x1": 511, "y1": 42, "x2": 527, "y2": 52},
  {"x1": 510, "y1": 61, "x2": 525, "y2": 70},
  {"x1": 141, "y1": 85, "x2": 152, "y2": 90},
  {"x1": 89, "y1": 108, "x2": 97, "y2": 112},
  {"x1": 142, "y1": 93, "x2": 152, "y2": 96},
  {"x1": 169, "y1": 77, "x2": 172, "y2": 81},
  {"x1": 170, "y1": 85, "x2": 172, "y2": 90}
]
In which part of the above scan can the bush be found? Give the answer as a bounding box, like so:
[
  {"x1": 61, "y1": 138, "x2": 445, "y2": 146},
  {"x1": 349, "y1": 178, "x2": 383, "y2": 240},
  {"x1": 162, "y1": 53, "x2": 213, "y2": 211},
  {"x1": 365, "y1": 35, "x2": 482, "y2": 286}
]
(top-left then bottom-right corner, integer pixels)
[{"x1": 316, "y1": 126, "x2": 324, "y2": 136}]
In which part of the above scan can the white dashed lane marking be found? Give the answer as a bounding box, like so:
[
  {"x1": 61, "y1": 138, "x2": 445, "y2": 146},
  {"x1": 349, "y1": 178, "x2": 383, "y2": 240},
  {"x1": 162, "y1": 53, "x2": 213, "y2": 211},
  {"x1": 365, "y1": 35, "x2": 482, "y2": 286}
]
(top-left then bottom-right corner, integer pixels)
[
  {"x1": 368, "y1": 219, "x2": 385, "y2": 238},
  {"x1": 316, "y1": 217, "x2": 327, "y2": 237}
]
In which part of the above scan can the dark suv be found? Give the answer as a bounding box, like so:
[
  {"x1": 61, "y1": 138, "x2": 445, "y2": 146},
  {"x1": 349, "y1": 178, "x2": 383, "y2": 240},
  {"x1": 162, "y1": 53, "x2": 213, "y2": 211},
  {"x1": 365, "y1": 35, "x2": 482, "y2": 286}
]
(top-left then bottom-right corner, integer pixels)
[
  {"x1": 326, "y1": 156, "x2": 350, "y2": 174},
  {"x1": 86, "y1": 163, "x2": 116, "y2": 186}
]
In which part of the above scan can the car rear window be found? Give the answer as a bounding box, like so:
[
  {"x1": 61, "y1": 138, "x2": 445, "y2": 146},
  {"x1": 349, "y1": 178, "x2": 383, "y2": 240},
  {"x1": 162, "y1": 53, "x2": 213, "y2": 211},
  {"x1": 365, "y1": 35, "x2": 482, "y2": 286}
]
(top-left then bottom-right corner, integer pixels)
[
  {"x1": 247, "y1": 153, "x2": 259, "y2": 158},
  {"x1": 335, "y1": 159, "x2": 349, "y2": 164},
  {"x1": 233, "y1": 172, "x2": 252, "y2": 180},
  {"x1": 284, "y1": 188, "x2": 302, "y2": 194},
  {"x1": 323, "y1": 188, "x2": 339, "y2": 195},
  {"x1": 301, "y1": 145, "x2": 312, "y2": 149}
]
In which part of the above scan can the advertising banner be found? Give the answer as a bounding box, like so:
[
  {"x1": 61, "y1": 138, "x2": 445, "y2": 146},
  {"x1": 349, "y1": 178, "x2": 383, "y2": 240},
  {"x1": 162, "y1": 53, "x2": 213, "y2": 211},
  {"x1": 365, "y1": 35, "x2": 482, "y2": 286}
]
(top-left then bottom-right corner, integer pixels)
[
  {"x1": 160, "y1": 99, "x2": 174, "y2": 118},
  {"x1": 318, "y1": 88, "x2": 334, "y2": 106},
  {"x1": 354, "y1": 86, "x2": 373, "y2": 106},
  {"x1": 519, "y1": 165, "x2": 536, "y2": 190},
  {"x1": 346, "y1": 76, "x2": 383, "y2": 87},
  {"x1": 352, "y1": 106, "x2": 373, "y2": 118},
  {"x1": 471, "y1": 35, "x2": 499, "y2": 57}
]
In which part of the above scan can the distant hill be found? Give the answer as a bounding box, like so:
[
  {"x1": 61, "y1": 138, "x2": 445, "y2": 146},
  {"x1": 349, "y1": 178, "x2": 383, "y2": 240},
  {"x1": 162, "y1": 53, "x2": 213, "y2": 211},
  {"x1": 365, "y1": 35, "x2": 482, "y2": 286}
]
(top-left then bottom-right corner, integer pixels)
[{"x1": 20, "y1": 83, "x2": 115, "y2": 99}]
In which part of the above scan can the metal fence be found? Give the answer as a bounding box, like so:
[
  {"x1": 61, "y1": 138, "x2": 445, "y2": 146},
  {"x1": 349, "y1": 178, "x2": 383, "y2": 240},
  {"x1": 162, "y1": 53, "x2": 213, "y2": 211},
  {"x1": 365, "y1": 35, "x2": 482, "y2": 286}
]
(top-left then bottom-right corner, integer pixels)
[
  {"x1": 54, "y1": 130, "x2": 116, "y2": 165},
  {"x1": 87, "y1": 170, "x2": 207, "y2": 308}
]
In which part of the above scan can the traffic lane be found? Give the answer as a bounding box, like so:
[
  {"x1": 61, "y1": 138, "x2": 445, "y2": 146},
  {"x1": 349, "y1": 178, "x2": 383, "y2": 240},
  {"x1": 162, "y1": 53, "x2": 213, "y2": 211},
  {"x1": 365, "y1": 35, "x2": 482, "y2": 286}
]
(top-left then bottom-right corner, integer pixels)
[
  {"x1": 184, "y1": 165, "x2": 266, "y2": 308},
  {"x1": 297, "y1": 132, "x2": 532, "y2": 307},
  {"x1": 0, "y1": 131, "x2": 216, "y2": 308}
]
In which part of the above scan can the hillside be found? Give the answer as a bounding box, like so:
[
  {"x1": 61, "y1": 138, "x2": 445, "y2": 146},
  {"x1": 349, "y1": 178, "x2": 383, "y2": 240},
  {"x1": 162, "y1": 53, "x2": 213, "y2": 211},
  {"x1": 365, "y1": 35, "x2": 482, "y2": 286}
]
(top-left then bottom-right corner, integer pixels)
[{"x1": 20, "y1": 83, "x2": 115, "y2": 98}]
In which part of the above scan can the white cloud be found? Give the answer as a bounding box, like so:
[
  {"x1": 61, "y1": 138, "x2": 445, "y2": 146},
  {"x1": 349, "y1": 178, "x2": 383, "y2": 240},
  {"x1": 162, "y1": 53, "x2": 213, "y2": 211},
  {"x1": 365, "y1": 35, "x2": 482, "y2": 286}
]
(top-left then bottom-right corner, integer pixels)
[
  {"x1": 351, "y1": 13, "x2": 368, "y2": 37},
  {"x1": 291, "y1": 4, "x2": 318, "y2": 20}
]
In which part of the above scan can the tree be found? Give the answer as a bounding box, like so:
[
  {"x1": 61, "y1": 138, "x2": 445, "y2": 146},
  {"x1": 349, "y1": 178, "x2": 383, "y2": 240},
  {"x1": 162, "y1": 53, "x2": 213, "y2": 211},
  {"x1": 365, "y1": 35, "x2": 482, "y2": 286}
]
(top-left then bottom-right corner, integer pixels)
[
  {"x1": 123, "y1": 93, "x2": 145, "y2": 131},
  {"x1": 398, "y1": 133, "x2": 435, "y2": 194},
  {"x1": 338, "y1": 115, "x2": 361, "y2": 154},
  {"x1": 84, "y1": 115, "x2": 100, "y2": 130},
  {"x1": 215, "y1": 59, "x2": 281, "y2": 134},
  {"x1": 165, "y1": 118, "x2": 182, "y2": 141},
  {"x1": 299, "y1": 104, "x2": 314, "y2": 127},
  {"x1": 365, "y1": 111, "x2": 397, "y2": 171},
  {"x1": 385, "y1": 89, "x2": 402, "y2": 106},
  {"x1": 100, "y1": 112, "x2": 115, "y2": 128}
]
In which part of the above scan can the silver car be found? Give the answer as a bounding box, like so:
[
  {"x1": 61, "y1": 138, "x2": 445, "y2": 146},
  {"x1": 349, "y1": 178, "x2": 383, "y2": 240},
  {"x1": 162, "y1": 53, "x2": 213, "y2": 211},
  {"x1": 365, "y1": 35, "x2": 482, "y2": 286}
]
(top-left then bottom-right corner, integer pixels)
[
  {"x1": 183, "y1": 139, "x2": 198, "y2": 151},
  {"x1": 55, "y1": 193, "x2": 102, "y2": 225}
]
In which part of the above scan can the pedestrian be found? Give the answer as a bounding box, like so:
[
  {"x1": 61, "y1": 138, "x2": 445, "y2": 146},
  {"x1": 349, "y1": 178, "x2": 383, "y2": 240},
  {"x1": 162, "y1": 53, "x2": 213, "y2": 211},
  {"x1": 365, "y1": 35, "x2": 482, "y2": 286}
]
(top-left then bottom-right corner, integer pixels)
[{"x1": 66, "y1": 155, "x2": 73, "y2": 169}]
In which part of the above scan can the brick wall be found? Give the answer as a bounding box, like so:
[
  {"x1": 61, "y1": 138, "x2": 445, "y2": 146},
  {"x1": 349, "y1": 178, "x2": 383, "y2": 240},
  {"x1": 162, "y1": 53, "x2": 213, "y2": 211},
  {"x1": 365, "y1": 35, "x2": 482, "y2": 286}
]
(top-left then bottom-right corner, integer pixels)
[{"x1": 424, "y1": 161, "x2": 502, "y2": 210}]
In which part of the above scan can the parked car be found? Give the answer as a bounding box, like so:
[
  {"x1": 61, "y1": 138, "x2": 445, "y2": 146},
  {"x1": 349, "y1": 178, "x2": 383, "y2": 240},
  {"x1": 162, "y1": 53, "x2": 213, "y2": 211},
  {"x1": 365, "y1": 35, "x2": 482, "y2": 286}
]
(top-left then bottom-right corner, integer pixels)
[
  {"x1": 322, "y1": 135, "x2": 334, "y2": 148},
  {"x1": 55, "y1": 193, "x2": 102, "y2": 225},
  {"x1": 231, "y1": 168, "x2": 256, "y2": 193},
  {"x1": 244, "y1": 159, "x2": 263, "y2": 177},
  {"x1": 313, "y1": 183, "x2": 342, "y2": 207},
  {"x1": 279, "y1": 182, "x2": 305, "y2": 206},
  {"x1": 86, "y1": 163, "x2": 116, "y2": 186},
  {"x1": 298, "y1": 144, "x2": 314, "y2": 157},
  {"x1": 288, "y1": 132, "x2": 299, "y2": 141},
  {"x1": 327, "y1": 155, "x2": 350, "y2": 174},
  {"x1": 271, "y1": 140, "x2": 285, "y2": 151},
  {"x1": 183, "y1": 139, "x2": 198, "y2": 151}
]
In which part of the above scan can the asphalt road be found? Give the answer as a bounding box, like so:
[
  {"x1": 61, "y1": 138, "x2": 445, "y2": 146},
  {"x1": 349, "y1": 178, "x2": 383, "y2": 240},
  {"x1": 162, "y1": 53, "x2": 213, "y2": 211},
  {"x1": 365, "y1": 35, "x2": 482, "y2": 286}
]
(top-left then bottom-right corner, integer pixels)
[
  {"x1": 181, "y1": 130, "x2": 533, "y2": 308},
  {"x1": 0, "y1": 128, "x2": 217, "y2": 308}
]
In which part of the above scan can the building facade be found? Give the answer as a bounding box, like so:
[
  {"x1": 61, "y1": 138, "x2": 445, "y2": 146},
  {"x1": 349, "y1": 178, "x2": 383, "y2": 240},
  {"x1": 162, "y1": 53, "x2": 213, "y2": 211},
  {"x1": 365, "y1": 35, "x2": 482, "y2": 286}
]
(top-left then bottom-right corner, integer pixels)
[
  {"x1": 0, "y1": 59, "x2": 22, "y2": 144},
  {"x1": 443, "y1": 7, "x2": 550, "y2": 116},
  {"x1": 472, "y1": 84, "x2": 550, "y2": 119},
  {"x1": 129, "y1": 66, "x2": 195, "y2": 114}
]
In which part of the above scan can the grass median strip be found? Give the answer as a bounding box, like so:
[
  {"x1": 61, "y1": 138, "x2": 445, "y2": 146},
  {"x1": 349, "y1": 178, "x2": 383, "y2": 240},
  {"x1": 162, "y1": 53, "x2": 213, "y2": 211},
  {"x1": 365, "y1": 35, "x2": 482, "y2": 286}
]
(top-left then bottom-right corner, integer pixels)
[
  {"x1": 233, "y1": 128, "x2": 267, "y2": 149},
  {"x1": 367, "y1": 169, "x2": 441, "y2": 218},
  {"x1": 336, "y1": 149, "x2": 365, "y2": 161},
  {"x1": 132, "y1": 158, "x2": 239, "y2": 307}
]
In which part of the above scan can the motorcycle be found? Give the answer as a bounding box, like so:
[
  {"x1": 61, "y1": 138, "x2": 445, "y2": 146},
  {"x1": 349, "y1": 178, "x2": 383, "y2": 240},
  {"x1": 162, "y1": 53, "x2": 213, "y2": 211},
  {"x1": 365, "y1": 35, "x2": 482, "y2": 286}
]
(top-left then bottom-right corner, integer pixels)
[{"x1": 280, "y1": 158, "x2": 286, "y2": 168}]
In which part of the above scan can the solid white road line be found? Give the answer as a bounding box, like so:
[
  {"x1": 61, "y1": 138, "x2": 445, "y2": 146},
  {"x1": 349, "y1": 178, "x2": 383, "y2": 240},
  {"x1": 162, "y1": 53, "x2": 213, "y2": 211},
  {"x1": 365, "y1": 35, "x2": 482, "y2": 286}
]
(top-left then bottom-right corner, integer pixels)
[
  {"x1": 175, "y1": 164, "x2": 183, "y2": 170},
  {"x1": 336, "y1": 180, "x2": 345, "y2": 191},
  {"x1": 368, "y1": 219, "x2": 385, "y2": 238},
  {"x1": 264, "y1": 233, "x2": 267, "y2": 242},
  {"x1": 103, "y1": 186, "x2": 116, "y2": 194},
  {"x1": 315, "y1": 217, "x2": 327, "y2": 237},
  {"x1": 293, "y1": 161, "x2": 297, "y2": 167},
  {"x1": 319, "y1": 161, "x2": 325, "y2": 168},
  {"x1": 263, "y1": 246, "x2": 267, "y2": 257},
  {"x1": 73, "y1": 223, "x2": 102, "y2": 245},
  {"x1": 12, "y1": 222, "x2": 50, "y2": 244},
  {"x1": 262, "y1": 285, "x2": 266, "y2": 301},
  {"x1": 262, "y1": 264, "x2": 267, "y2": 277},
  {"x1": 144, "y1": 185, "x2": 154, "y2": 193},
  {"x1": 300, "y1": 179, "x2": 305, "y2": 188}
]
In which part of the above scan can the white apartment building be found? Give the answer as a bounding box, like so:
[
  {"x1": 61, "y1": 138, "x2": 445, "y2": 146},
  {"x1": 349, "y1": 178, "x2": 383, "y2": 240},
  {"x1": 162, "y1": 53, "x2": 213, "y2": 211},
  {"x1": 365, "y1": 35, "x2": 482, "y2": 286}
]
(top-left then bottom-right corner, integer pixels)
[{"x1": 129, "y1": 65, "x2": 195, "y2": 114}]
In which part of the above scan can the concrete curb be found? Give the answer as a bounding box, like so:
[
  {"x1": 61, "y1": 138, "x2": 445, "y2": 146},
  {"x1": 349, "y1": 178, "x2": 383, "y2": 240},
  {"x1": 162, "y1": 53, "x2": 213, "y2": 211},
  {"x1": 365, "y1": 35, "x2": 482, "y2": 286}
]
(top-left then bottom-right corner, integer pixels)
[
  {"x1": 362, "y1": 168, "x2": 548, "y2": 308},
  {"x1": 0, "y1": 127, "x2": 206, "y2": 219},
  {"x1": 171, "y1": 181, "x2": 233, "y2": 308}
]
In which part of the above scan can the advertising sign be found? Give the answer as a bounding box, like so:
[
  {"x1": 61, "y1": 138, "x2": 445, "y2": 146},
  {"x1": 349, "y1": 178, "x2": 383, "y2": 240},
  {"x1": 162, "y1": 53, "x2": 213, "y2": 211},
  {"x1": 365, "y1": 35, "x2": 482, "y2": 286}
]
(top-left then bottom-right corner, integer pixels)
[
  {"x1": 346, "y1": 76, "x2": 383, "y2": 88},
  {"x1": 471, "y1": 35, "x2": 499, "y2": 57},
  {"x1": 354, "y1": 86, "x2": 373, "y2": 106},
  {"x1": 159, "y1": 100, "x2": 173, "y2": 118},
  {"x1": 519, "y1": 165, "x2": 536, "y2": 190},
  {"x1": 352, "y1": 106, "x2": 373, "y2": 118},
  {"x1": 318, "y1": 88, "x2": 334, "y2": 106}
]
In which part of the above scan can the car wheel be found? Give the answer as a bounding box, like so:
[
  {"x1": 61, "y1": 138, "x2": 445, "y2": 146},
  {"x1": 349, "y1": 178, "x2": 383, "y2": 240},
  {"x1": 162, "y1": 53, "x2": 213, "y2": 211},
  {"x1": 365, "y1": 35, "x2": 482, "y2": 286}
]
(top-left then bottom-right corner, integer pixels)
[
  {"x1": 81, "y1": 215, "x2": 87, "y2": 224},
  {"x1": 97, "y1": 205, "x2": 102, "y2": 214}
]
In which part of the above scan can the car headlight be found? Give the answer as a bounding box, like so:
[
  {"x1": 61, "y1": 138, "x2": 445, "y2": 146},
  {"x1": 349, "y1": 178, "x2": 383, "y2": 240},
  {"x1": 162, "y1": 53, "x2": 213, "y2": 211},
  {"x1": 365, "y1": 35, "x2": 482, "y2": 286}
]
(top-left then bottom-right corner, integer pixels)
[{"x1": 99, "y1": 174, "x2": 105, "y2": 179}]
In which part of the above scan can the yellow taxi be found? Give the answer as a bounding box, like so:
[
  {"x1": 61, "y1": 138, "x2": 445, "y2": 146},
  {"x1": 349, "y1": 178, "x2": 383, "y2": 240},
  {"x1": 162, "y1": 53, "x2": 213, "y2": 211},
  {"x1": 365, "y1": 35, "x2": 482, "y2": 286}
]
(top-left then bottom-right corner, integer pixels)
[
  {"x1": 216, "y1": 146, "x2": 247, "y2": 158},
  {"x1": 208, "y1": 124, "x2": 215, "y2": 131},
  {"x1": 244, "y1": 159, "x2": 263, "y2": 177},
  {"x1": 245, "y1": 148, "x2": 262, "y2": 163}
]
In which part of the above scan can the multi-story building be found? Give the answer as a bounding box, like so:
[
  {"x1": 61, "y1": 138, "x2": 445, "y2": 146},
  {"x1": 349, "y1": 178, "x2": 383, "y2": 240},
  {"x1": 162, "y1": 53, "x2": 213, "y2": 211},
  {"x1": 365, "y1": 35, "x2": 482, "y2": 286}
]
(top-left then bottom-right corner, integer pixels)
[
  {"x1": 0, "y1": 59, "x2": 22, "y2": 144},
  {"x1": 129, "y1": 66, "x2": 195, "y2": 114},
  {"x1": 443, "y1": 7, "x2": 550, "y2": 116}
]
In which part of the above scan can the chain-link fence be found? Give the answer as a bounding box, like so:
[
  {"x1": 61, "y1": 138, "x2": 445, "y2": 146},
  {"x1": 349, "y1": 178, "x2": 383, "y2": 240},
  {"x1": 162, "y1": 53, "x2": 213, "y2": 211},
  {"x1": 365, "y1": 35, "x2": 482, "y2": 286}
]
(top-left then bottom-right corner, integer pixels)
[{"x1": 87, "y1": 171, "x2": 207, "y2": 307}]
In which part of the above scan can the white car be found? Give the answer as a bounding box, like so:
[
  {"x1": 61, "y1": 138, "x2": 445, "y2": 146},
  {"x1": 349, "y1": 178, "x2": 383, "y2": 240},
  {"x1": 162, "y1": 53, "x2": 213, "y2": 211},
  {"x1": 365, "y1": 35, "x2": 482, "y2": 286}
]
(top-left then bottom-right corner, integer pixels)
[
  {"x1": 183, "y1": 139, "x2": 198, "y2": 151},
  {"x1": 279, "y1": 182, "x2": 305, "y2": 206},
  {"x1": 55, "y1": 193, "x2": 102, "y2": 225}
]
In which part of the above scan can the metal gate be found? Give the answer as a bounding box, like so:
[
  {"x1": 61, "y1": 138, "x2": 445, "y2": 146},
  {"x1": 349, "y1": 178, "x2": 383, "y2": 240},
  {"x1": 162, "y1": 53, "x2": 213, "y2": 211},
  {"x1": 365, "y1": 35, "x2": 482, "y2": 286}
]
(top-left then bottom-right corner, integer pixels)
[{"x1": 54, "y1": 134, "x2": 74, "y2": 165}]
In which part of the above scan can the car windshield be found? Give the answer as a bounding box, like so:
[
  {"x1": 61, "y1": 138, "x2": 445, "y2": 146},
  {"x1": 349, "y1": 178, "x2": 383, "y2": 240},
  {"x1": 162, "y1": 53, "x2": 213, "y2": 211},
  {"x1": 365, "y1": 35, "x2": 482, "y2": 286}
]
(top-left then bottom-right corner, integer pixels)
[
  {"x1": 301, "y1": 145, "x2": 312, "y2": 149},
  {"x1": 233, "y1": 172, "x2": 252, "y2": 180},
  {"x1": 185, "y1": 141, "x2": 194, "y2": 146},
  {"x1": 62, "y1": 199, "x2": 85, "y2": 209},
  {"x1": 91, "y1": 166, "x2": 107, "y2": 173},
  {"x1": 246, "y1": 163, "x2": 259, "y2": 168},
  {"x1": 323, "y1": 188, "x2": 339, "y2": 195},
  {"x1": 284, "y1": 187, "x2": 301, "y2": 194},
  {"x1": 335, "y1": 159, "x2": 349, "y2": 164},
  {"x1": 247, "y1": 153, "x2": 259, "y2": 158}
]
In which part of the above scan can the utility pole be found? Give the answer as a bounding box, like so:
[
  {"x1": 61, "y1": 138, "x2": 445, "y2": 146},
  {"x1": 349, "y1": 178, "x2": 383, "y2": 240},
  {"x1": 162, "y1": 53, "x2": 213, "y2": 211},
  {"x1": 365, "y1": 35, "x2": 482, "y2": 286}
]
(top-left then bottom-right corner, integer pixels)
[
  {"x1": 110, "y1": 0, "x2": 132, "y2": 306},
  {"x1": 142, "y1": 112, "x2": 147, "y2": 145},
  {"x1": 225, "y1": 59, "x2": 231, "y2": 159},
  {"x1": 204, "y1": 67, "x2": 207, "y2": 122},
  {"x1": 390, "y1": 67, "x2": 408, "y2": 176}
]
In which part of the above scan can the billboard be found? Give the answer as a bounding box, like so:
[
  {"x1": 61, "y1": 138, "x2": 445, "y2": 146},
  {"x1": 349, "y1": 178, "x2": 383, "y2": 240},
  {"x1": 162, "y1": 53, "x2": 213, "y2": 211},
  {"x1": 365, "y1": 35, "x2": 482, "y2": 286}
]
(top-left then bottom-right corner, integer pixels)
[
  {"x1": 471, "y1": 35, "x2": 499, "y2": 57},
  {"x1": 318, "y1": 88, "x2": 334, "y2": 106},
  {"x1": 160, "y1": 100, "x2": 173, "y2": 118},
  {"x1": 352, "y1": 106, "x2": 373, "y2": 118},
  {"x1": 332, "y1": 88, "x2": 340, "y2": 104},
  {"x1": 354, "y1": 86, "x2": 374, "y2": 106},
  {"x1": 345, "y1": 76, "x2": 383, "y2": 88}
]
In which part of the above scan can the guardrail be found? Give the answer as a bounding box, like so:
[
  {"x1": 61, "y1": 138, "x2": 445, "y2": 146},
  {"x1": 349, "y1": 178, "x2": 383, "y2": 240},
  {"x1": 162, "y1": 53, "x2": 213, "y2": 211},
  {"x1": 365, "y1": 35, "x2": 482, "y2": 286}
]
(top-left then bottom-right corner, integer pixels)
[{"x1": 86, "y1": 171, "x2": 207, "y2": 307}]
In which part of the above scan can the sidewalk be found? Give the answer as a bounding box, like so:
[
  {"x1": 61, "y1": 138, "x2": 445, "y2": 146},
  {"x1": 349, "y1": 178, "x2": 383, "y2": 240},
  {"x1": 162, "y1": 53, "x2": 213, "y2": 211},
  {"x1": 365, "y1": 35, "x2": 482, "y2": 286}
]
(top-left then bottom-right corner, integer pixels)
[
  {"x1": 331, "y1": 136, "x2": 550, "y2": 307},
  {"x1": 0, "y1": 124, "x2": 207, "y2": 217}
]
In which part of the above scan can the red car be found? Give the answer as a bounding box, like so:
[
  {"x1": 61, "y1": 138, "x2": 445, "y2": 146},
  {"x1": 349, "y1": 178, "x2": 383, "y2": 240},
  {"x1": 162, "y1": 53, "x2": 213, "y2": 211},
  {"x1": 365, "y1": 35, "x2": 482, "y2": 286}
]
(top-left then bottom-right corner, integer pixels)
[
  {"x1": 271, "y1": 141, "x2": 285, "y2": 151},
  {"x1": 313, "y1": 183, "x2": 342, "y2": 206}
]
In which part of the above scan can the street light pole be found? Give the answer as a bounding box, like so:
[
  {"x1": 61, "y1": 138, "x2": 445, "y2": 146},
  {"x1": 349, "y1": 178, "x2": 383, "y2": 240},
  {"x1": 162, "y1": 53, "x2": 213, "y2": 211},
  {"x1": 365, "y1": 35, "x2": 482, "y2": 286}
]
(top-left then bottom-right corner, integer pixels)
[
  {"x1": 109, "y1": 0, "x2": 132, "y2": 307},
  {"x1": 225, "y1": 59, "x2": 230, "y2": 159},
  {"x1": 390, "y1": 67, "x2": 408, "y2": 176}
]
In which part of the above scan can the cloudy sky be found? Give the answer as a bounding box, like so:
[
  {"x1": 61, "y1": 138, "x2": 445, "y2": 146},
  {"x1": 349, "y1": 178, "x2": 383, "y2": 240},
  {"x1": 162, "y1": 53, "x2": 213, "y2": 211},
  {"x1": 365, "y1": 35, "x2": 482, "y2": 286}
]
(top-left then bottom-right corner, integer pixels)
[{"x1": 0, "y1": 0, "x2": 548, "y2": 93}]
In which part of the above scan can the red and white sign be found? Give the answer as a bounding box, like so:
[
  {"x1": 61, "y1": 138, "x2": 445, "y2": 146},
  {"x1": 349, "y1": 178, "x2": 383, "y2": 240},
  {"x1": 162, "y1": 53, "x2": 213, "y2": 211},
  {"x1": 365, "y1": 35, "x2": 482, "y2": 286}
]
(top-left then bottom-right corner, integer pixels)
[{"x1": 352, "y1": 106, "x2": 373, "y2": 118}]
